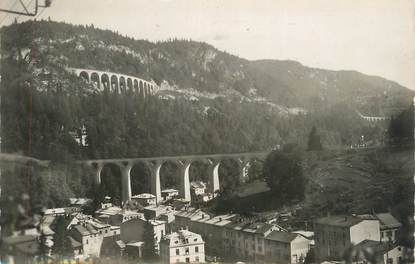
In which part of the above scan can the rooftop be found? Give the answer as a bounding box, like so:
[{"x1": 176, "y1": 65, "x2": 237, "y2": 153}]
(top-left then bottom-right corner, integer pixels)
[
  {"x1": 265, "y1": 230, "x2": 299, "y2": 243},
  {"x1": 132, "y1": 193, "x2": 155, "y2": 199},
  {"x1": 161, "y1": 229, "x2": 204, "y2": 247},
  {"x1": 315, "y1": 215, "x2": 367, "y2": 227},
  {"x1": 190, "y1": 181, "x2": 206, "y2": 189},
  {"x1": 375, "y1": 213, "x2": 402, "y2": 229},
  {"x1": 293, "y1": 230, "x2": 314, "y2": 238},
  {"x1": 162, "y1": 189, "x2": 179, "y2": 193},
  {"x1": 95, "y1": 206, "x2": 123, "y2": 216}
]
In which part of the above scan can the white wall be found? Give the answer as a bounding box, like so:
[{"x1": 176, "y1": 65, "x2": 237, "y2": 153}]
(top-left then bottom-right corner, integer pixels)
[{"x1": 350, "y1": 220, "x2": 380, "y2": 245}]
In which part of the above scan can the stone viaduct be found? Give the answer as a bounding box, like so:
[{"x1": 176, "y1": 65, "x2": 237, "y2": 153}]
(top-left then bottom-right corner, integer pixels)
[
  {"x1": 356, "y1": 110, "x2": 388, "y2": 122},
  {"x1": 68, "y1": 68, "x2": 159, "y2": 96},
  {"x1": 78, "y1": 151, "x2": 269, "y2": 205}
]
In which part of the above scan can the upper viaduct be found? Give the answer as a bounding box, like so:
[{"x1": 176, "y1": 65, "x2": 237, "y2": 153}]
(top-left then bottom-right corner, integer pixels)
[
  {"x1": 1, "y1": 151, "x2": 270, "y2": 205},
  {"x1": 356, "y1": 110, "x2": 388, "y2": 122},
  {"x1": 68, "y1": 68, "x2": 159, "y2": 96}
]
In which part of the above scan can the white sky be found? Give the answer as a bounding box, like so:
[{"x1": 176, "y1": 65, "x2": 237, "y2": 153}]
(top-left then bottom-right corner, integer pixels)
[{"x1": 1, "y1": 0, "x2": 414, "y2": 89}]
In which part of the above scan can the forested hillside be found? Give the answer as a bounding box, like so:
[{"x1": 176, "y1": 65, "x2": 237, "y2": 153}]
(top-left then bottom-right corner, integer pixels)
[{"x1": 0, "y1": 20, "x2": 413, "y2": 219}]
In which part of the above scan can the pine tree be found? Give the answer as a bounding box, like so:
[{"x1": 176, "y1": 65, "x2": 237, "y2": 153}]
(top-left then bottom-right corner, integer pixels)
[
  {"x1": 142, "y1": 219, "x2": 157, "y2": 261},
  {"x1": 51, "y1": 216, "x2": 73, "y2": 261}
]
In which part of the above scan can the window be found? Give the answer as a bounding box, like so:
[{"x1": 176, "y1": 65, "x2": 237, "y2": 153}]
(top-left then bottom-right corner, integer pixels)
[
  {"x1": 194, "y1": 238, "x2": 197, "y2": 242},
  {"x1": 195, "y1": 246, "x2": 199, "y2": 253},
  {"x1": 387, "y1": 231, "x2": 392, "y2": 238},
  {"x1": 185, "y1": 247, "x2": 189, "y2": 255},
  {"x1": 86, "y1": 239, "x2": 88, "y2": 244},
  {"x1": 185, "y1": 257, "x2": 190, "y2": 263},
  {"x1": 176, "y1": 249, "x2": 180, "y2": 255},
  {"x1": 258, "y1": 246, "x2": 262, "y2": 252},
  {"x1": 195, "y1": 257, "x2": 199, "y2": 262}
]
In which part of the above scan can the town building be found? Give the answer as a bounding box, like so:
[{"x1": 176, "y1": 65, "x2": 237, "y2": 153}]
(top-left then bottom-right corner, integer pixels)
[
  {"x1": 120, "y1": 217, "x2": 166, "y2": 253},
  {"x1": 159, "y1": 229, "x2": 205, "y2": 264},
  {"x1": 174, "y1": 208, "x2": 308, "y2": 263},
  {"x1": 162, "y1": 189, "x2": 179, "y2": 201},
  {"x1": 314, "y1": 215, "x2": 380, "y2": 262},
  {"x1": 353, "y1": 240, "x2": 405, "y2": 264},
  {"x1": 265, "y1": 230, "x2": 310, "y2": 263},
  {"x1": 374, "y1": 213, "x2": 401, "y2": 243},
  {"x1": 357, "y1": 213, "x2": 402, "y2": 243},
  {"x1": 293, "y1": 230, "x2": 315, "y2": 248},
  {"x1": 190, "y1": 181, "x2": 207, "y2": 196},
  {"x1": 69, "y1": 198, "x2": 92, "y2": 208},
  {"x1": 65, "y1": 213, "x2": 121, "y2": 258},
  {"x1": 44, "y1": 207, "x2": 81, "y2": 216},
  {"x1": 95, "y1": 205, "x2": 144, "y2": 226},
  {"x1": 144, "y1": 205, "x2": 176, "y2": 233},
  {"x1": 131, "y1": 193, "x2": 157, "y2": 206}
]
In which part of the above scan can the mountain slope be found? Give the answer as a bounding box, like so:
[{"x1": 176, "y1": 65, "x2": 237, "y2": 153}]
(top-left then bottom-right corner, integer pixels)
[
  {"x1": 1, "y1": 20, "x2": 413, "y2": 161},
  {"x1": 3, "y1": 20, "x2": 412, "y2": 115}
]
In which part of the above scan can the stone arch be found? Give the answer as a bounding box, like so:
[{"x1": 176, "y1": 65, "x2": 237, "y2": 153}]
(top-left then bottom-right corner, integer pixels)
[
  {"x1": 130, "y1": 162, "x2": 152, "y2": 196},
  {"x1": 133, "y1": 79, "x2": 139, "y2": 94},
  {"x1": 111, "y1": 75, "x2": 119, "y2": 93},
  {"x1": 139, "y1": 80, "x2": 144, "y2": 95},
  {"x1": 100, "y1": 163, "x2": 122, "y2": 205},
  {"x1": 218, "y1": 158, "x2": 243, "y2": 190},
  {"x1": 246, "y1": 158, "x2": 263, "y2": 183},
  {"x1": 101, "y1": 73, "x2": 110, "y2": 92},
  {"x1": 90, "y1": 72, "x2": 100, "y2": 90},
  {"x1": 159, "y1": 160, "x2": 181, "y2": 191},
  {"x1": 144, "y1": 83, "x2": 149, "y2": 96},
  {"x1": 127, "y1": 78, "x2": 133, "y2": 92},
  {"x1": 119, "y1": 76, "x2": 126, "y2": 93},
  {"x1": 188, "y1": 160, "x2": 210, "y2": 187},
  {"x1": 79, "y1": 71, "x2": 89, "y2": 82}
]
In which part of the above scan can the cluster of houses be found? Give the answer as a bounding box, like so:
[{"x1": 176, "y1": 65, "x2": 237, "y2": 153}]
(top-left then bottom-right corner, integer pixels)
[{"x1": 0, "y1": 183, "x2": 411, "y2": 264}]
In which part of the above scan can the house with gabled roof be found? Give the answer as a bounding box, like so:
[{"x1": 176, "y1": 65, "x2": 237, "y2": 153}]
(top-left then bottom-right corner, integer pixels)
[{"x1": 314, "y1": 215, "x2": 380, "y2": 262}]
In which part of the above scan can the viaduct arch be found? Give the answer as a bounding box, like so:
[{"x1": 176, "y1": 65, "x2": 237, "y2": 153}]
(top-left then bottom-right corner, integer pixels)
[
  {"x1": 68, "y1": 68, "x2": 159, "y2": 96},
  {"x1": 79, "y1": 151, "x2": 269, "y2": 205}
]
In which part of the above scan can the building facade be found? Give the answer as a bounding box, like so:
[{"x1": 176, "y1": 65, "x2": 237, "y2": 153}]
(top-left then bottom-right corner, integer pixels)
[
  {"x1": 159, "y1": 229, "x2": 205, "y2": 264},
  {"x1": 314, "y1": 215, "x2": 380, "y2": 262},
  {"x1": 175, "y1": 208, "x2": 309, "y2": 263}
]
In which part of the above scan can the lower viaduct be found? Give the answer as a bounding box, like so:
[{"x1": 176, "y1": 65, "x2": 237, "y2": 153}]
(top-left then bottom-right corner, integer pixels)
[
  {"x1": 68, "y1": 68, "x2": 159, "y2": 96},
  {"x1": 79, "y1": 152, "x2": 268, "y2": 204},
  {"x1": 1, "y1": 151, "x2": 270, "y2": 205}
]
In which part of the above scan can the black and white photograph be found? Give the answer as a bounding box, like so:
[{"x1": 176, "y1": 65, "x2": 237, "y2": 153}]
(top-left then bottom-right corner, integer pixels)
[{"x1": 0, "y1": 1, "x2": 414, "y2": 263}]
